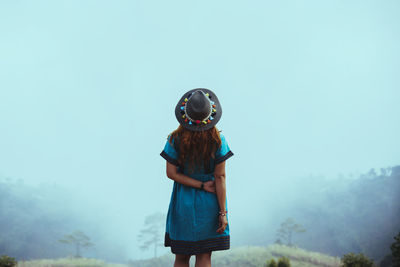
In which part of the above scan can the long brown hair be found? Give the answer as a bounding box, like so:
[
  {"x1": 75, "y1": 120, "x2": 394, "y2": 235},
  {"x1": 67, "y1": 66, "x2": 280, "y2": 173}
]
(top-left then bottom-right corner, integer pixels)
[{"x1": 169, "y1": 125, "x2": 222, "y2": 173}]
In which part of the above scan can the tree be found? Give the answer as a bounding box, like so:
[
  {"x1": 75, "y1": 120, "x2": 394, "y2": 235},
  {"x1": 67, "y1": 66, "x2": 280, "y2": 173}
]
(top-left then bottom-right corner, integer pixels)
[
  {"x1": 137, "y1": 212, "x2": 165, "y2": 258},
  {"x1": 391, "y1": 232, "x2": 400, "y2": 266},
  {"x1": 265, "y1": 257, "x2": 291, "y2": 267},
  {"x1": 340, "y1": 253, "x2": 376, "y2": 267},
  {"x1": 58, "y1": 230, "x2": 94, "y2": 257},
  {"x1": 0, "y1": 255, "x2": 17, "y2": 267},
  {"x1": 277, "y1": 257, "x2": 291, "y2": 267},
  {"x1": 265, "y1": 258, "x2": 277, "y2": 267},
  {"x1": 276, "y1": 217, "x2": 306, "y2": 247}
]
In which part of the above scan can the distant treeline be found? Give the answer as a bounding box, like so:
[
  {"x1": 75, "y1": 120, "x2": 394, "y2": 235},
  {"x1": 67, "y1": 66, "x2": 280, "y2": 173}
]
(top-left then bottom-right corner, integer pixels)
[
  {"x1": 0, "y1": 181, "x2": 79, "y2": 259},
  {"x1": 277, "y1": 166, "x2": 400, "y2": 261},
  {"x1": 0, "y1": 180, "x2": 125, "y2": 262},
  {"x1": 1, "y1": 166, "x2": 399, "y2": 262}
]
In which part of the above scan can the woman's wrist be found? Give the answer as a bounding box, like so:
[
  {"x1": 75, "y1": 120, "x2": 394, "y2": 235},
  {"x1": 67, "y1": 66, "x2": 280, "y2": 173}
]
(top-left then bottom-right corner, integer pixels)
[{"x1": 218, "y1": 210, "x2": 228, "y2": 216}]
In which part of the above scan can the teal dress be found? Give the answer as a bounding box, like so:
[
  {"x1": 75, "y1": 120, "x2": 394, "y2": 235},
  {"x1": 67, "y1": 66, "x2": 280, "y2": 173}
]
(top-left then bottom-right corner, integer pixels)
[{"x1": 160, "y1": 133, "x2": 234, "y2": 255}]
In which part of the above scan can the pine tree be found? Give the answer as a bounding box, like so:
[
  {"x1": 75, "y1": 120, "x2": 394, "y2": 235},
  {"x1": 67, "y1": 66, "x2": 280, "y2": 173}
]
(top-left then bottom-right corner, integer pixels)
[
  {"x1": 276, "y1": 218, "x2": 306, "y2": 247},
  {"x1": 137, "y1": 212, "x2": 165, "y2": 258},
  {"x1": 59, "y1": 230, "x2": 94, "y2": 257}
]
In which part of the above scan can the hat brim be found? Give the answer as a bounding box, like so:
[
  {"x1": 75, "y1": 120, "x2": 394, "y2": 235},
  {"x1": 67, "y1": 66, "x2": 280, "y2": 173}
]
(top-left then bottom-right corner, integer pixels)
[{"x1": 175, "y1": 88, "x2": 222, "y2": 131}]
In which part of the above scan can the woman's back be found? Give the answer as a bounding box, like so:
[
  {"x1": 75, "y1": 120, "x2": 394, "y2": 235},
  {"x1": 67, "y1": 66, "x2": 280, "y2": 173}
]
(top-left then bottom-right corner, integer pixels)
[
  {"x1": 162, "y1": 129, "x2": 232, "y2": 176},
  {"x1": 160, "y1": 88, "x2": 233, "y2": 264}
]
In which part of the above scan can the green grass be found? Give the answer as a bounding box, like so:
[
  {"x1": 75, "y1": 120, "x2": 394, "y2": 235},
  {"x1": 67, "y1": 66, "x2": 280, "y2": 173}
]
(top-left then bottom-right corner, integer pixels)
[
  {"x1": 128, "y1": 244, "x2": 341, "y2": 267},
  {"x1": 17, "y1": 257, "x2": 127, "y2": 267},
  {"x1": 269, "y1": 244, "x2": 341, "y2": 267},
  {"x1": 16, "y1": 245, "x2": 341, "y2": 267}
]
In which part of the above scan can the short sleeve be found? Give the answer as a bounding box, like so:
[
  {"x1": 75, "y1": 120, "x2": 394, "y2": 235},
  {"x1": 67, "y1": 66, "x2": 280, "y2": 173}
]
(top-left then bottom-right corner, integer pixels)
[
  {"x1": 215, "y1": 134, "x2": 234, "y2": 164},
  {"x1": 160, "y1": 136, "x2": 179, "y2": 166}
]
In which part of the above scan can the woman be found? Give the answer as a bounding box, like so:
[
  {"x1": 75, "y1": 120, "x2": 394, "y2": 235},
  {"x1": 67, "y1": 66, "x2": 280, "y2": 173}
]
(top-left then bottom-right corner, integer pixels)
[{"x1": 160, "y1": 88, "x2": 234, "y2": 267}]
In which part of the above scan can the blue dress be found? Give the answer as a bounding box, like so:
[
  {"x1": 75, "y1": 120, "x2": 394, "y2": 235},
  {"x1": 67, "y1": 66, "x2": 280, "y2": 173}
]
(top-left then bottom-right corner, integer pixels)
[{"x1": 160, "y1": 133, "x2": 234, "y2": 255}]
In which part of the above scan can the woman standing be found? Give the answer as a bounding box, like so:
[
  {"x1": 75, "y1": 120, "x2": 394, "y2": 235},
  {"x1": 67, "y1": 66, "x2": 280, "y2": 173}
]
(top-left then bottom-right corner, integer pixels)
[{"x1": 160, "y1": 88, "x2": 234, "y2": 267}]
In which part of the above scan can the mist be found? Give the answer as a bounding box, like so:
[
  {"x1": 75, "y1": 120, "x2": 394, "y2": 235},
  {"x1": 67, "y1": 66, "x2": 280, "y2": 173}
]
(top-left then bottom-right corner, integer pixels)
[{"x1": 0, "y1": 0, "x2": 399, "y2": 265}]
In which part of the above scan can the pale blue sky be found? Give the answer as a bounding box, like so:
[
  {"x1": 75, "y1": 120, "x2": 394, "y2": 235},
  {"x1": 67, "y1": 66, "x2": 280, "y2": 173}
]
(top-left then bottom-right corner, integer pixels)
[{"x1": 1, "y1": 0, "x2": 399, "y2": 259}]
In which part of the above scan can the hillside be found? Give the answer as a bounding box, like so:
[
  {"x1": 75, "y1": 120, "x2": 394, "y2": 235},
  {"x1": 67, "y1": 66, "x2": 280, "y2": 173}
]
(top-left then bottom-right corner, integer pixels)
[
  {"x1": 16, "y1": 245, "x2": 341, "y2": 267},
  {"x1": 128, "y1": 244, "x2": 341, "y2": 267}
]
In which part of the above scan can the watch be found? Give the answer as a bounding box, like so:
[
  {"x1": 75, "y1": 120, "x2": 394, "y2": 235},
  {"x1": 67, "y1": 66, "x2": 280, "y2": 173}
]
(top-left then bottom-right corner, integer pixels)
[{"x1": 200, "y1": 182, "x2": 204, "y2": 190}]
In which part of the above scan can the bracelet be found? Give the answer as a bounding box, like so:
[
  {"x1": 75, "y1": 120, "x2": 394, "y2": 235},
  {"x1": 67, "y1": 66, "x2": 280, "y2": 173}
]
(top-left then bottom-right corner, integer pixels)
[
  {"x1": 200, "y1": 182, "x2": 204, "y2": 190},
  {"x1": 218, "y1": 211, "x2": 228, "y2": 216}
]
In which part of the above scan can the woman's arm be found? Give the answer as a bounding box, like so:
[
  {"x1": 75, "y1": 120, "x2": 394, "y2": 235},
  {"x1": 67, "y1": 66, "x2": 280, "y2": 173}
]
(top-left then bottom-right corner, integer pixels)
[
  {"x1": 214, "y1": 161, "x2": 228, "y2": 234},
  {"x1": 214, "y1": 161, "x2": 227, "y2": 212},
  {"x1": 166, "y1": 162, "x2": 215, "y2": 193}
]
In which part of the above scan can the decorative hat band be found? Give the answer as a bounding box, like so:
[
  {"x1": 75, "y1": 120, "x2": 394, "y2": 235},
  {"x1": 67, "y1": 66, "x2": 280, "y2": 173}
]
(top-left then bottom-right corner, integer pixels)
[{"x1": 179, "y1": 92, "x2": 217, "y2": 125}]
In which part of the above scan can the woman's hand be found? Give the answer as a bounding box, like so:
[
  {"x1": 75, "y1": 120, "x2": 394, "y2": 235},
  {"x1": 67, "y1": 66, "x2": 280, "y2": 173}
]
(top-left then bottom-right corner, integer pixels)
[
  {"x1": 203, "y1": 180, "x2": 216, "y2": 193},
  {"x1": 216, "y1": 215, "x2": 228, "y2": 234}
]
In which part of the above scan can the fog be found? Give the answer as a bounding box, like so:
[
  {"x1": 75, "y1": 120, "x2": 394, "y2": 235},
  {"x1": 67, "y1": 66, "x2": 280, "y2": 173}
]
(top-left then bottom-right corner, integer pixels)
[{"x1": 0, "y1": 0, "x2": 399, "y2": 264}]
